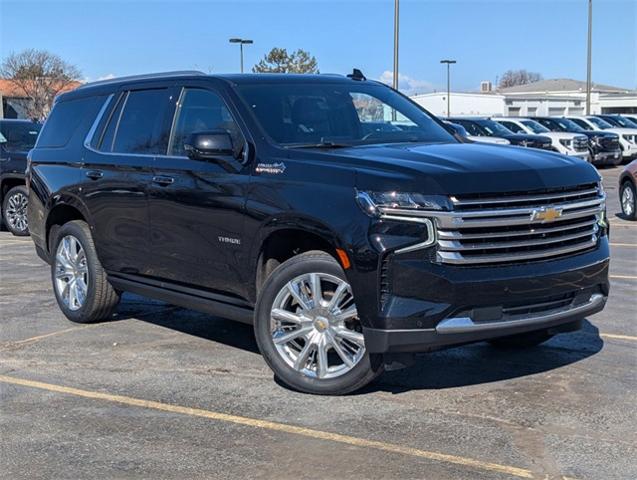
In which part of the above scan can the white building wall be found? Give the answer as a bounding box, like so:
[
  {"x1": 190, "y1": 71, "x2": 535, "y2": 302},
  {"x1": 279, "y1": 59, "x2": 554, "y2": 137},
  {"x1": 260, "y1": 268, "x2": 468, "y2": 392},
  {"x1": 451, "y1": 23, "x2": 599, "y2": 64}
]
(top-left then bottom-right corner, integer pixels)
[{"x1": 411, "y1": 92, "x2": 505, "y2": 117}]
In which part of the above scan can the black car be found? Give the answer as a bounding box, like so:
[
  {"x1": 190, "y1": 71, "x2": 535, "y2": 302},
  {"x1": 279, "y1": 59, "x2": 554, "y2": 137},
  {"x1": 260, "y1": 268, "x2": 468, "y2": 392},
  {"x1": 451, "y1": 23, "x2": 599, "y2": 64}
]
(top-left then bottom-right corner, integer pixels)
[
  {"x1": 0, "y1": 118, "x2": 42, "y2": 235},
  {"x1": 531, "y1": 117, "x2": 621, "y2": 166},
  {"x1": 595, "y1": 114, "x2": 637, "y2": 129},
  {"x1": 28, "y1": 71, "x2": 609, "y2": 394},
  {"x1": 449, "y1": 117, "x2": 553, "y2": 150}
]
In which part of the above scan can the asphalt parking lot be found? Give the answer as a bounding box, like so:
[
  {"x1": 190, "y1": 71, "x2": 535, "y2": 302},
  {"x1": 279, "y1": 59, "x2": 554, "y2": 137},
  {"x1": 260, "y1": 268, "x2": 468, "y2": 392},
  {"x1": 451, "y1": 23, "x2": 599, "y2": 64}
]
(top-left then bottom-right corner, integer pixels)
[{"x1": 1, "y1": 166, "x2": 635, "y2": 480}]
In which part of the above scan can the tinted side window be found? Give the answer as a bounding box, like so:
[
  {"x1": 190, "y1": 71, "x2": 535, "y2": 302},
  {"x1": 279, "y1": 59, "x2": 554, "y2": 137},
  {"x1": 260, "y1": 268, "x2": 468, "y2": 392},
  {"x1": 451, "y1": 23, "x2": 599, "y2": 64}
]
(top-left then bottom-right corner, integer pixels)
[
  {"x1": 37, "y1": 96, "x2": 103, "y2": 148},
  {"x1": 169, "y1": 88, "x2": 244, "y2": 157},
  {"x1": 112, "y1": 89, "x2": 170, "y2": 154},
  {"x1": 501, "y1": 121, "x2": 523, "y2": 133},
  {"x1": 96, "y1": 93, "x2": 125, "y2": 151},
  {"x1": 455, "y1": 120, "x2": 481, "y2": 136}
]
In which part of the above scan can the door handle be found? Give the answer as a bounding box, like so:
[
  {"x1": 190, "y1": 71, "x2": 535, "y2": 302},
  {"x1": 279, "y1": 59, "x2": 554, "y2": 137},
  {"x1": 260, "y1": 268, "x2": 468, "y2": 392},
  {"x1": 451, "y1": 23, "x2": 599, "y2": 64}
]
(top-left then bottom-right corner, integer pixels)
[
  {"x1": 85, "y1": 170, "x2": 103, "y2": 180},
  {"x1": 152, "y1": 175, "x2": 175, "y2": 186}
]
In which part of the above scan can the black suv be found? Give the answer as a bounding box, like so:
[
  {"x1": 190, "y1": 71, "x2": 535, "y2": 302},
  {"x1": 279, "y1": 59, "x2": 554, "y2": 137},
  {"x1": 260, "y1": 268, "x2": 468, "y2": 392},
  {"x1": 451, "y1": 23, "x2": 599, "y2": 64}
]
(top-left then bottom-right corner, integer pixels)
[
  {"x1": 28, "y1": 71, "x2": 609, "y2": 394},
  {"x1": 448, "y1": 117, "x2": 553, "y2": 150},
  {"x1": 1, "y1": 119, "x2": 42, "y2": 235},
  {"x1": 531, "y1": 117, "x2": 621, "y2": 166}
]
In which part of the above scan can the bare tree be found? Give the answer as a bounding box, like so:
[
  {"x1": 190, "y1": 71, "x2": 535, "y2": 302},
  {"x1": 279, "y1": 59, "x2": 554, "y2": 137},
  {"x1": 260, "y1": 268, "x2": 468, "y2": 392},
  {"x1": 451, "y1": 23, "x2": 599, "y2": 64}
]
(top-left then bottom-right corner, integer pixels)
[
  {"x1": 498, "y1": 69, "x2": 543, "y2": 89},
  {"x1": 1, "y1": 49, "x2": 81, "y2": 119},
  {"x1": 253, "y1": 48, "x2": 318, "y2": 74}
]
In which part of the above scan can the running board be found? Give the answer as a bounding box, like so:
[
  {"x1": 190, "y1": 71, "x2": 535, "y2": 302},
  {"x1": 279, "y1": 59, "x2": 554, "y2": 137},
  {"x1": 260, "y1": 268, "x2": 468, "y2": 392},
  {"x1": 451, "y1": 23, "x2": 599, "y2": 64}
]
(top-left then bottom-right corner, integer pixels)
[{"x1": 108, "y1": 275, "x2": 254, "y2": 325}]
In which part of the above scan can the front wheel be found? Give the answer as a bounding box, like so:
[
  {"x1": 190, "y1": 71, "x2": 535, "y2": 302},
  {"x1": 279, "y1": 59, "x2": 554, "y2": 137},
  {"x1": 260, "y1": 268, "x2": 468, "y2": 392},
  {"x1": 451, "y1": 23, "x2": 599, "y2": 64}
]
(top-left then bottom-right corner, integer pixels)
[
  {"x1": 254, "y1": 251, "x2": 382, "y2": 395},
  {"x1": 620, "y1": 181, "x2": 636, "y2": 220},
  {"x1": 2, "y1": 185, "x2": 30, "y2": 236}
]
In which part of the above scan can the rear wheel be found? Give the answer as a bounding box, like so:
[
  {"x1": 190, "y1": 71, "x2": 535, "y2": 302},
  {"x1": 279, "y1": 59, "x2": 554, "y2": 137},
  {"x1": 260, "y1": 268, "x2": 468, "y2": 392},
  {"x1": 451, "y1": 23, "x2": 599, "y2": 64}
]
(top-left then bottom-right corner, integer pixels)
[
  {"x1": 51, "y1": 220, "x2": 120, "y2": 323},
  {"x1": 620, "y1": 180, "x2": 636, "y2": 220},
  {"x1": 488, "y1": 330, "x2": 553, "y2": 349},
  {"x1": 254, "y1": 251, "x2": 382, "y2": 395},
  {"x1": 2, "y1": 185, "x2": 29, "y2": 236}
]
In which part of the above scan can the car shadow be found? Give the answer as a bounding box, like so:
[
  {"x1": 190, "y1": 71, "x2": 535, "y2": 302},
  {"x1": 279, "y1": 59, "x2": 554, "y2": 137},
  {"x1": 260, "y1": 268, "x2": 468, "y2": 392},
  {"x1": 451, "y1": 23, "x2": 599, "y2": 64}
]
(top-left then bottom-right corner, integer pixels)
[
  {"x1": 364, "y1": 320, "x2": 603, "y2": 394},
  {"x1": 114, "y1": 294, "x2": 603, "y2": 394}
]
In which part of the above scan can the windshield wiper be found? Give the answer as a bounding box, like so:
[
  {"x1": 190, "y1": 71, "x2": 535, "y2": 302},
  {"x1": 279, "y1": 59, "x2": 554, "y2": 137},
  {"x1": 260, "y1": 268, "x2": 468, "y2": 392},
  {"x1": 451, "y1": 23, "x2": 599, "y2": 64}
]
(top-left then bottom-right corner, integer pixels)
[{"x1": 285, "y1": 141, "x2": 352, "y2": 149}]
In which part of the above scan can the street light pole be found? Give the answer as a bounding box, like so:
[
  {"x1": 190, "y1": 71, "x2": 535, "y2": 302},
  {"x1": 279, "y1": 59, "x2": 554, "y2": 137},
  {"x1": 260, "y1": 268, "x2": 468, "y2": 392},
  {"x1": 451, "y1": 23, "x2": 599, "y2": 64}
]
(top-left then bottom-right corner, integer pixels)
[
  {"x1": 393, "y1": 0, "x2": 399, "y2": 90},
  {"x1": 586, "y1": 0, "x2": 593, "y2": 115},
  {"x1": 229, "y1": 38, "x2": 254, "y2": 73},
  {"x1": 440, "y1": 59, "x2": 456, "y2": 117}
]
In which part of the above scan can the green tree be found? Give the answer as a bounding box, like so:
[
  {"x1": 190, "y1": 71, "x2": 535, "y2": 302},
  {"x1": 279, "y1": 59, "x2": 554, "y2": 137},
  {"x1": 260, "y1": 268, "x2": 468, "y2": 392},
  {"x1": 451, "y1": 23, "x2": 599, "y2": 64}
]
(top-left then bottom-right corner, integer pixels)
[{"x1": 252, "y1": 48, "x2": 318, "y2": 74}]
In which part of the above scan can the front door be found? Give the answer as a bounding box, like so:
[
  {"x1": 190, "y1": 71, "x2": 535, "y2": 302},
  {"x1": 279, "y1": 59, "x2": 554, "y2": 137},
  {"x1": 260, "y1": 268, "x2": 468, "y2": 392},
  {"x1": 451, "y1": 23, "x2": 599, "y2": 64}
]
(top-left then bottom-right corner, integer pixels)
[{"x1": 148, "y1": 86, "x2": 251, "y2": 298}]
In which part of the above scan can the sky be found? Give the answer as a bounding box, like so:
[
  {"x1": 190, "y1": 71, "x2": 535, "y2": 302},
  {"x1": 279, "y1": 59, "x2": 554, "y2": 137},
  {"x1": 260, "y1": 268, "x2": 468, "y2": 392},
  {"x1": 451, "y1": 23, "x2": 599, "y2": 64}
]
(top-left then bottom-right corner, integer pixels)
[{"x1": 1, "y1": 0, "x2": 635, "y2": 94}]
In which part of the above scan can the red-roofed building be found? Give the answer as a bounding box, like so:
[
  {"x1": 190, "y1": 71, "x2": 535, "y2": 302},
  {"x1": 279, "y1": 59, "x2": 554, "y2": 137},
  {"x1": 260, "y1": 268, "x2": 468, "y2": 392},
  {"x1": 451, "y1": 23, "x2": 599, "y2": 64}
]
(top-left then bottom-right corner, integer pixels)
[{"x1": 0, "y1": 78, "x2": 81, "y2": 119}]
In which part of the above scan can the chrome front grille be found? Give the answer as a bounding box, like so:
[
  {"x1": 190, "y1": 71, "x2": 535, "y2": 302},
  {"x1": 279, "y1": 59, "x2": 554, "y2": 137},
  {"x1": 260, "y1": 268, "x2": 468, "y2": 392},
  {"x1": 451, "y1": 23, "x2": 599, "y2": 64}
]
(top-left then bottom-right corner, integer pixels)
[
  {"x1": 573, "y1": 136, "x2": 588, "y2": 151},
  {"x1": 434, "y1": 183, "x2": 604, "y2": 265}
]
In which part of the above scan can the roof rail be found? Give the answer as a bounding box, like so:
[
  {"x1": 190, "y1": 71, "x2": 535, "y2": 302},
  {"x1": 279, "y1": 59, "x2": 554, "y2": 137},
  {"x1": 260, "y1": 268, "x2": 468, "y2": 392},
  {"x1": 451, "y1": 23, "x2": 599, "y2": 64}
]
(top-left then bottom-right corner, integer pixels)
[{"x1": 78, "y1": 70, "x2": 206, "y2": 89}]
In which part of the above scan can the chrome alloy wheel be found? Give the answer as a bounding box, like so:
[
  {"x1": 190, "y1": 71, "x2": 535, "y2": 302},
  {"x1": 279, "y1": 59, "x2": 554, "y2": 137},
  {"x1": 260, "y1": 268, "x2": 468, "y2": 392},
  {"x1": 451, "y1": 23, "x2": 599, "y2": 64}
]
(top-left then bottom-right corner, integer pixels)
[
  {"x1": 622, "y1": 185, "x2": 635, "y2": 217},
  {"x1": 54, "y1": 235, "x2": 89, "y2": 311},
  {"x1": 5, "y1": 191, "x2": 28, "y2": 233},
  {"x1": 270, "y1": 272, "x2": 365, "y2": 379}
]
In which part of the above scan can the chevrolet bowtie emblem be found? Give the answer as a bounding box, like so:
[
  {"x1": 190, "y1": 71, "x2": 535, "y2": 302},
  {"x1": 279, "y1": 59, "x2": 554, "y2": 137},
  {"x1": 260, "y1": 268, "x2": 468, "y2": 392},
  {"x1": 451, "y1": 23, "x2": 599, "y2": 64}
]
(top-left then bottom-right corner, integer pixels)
[{"x1": 531, "y1": 207, "x2": 563, "y2": 222}]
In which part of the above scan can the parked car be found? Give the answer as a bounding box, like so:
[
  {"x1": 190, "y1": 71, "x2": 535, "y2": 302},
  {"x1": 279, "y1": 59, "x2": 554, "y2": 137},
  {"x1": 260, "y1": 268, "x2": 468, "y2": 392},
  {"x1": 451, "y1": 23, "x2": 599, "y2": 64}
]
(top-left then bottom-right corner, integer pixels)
[
  {"x1": 494, "y1": 117, "x2": 589, "y2": 160},
  {"x1": 566, "y1": 116, "x2": 637, "y2": 162},
  {"x1": 531, "y1": 116, "x2": 621, "y2": 166},
  {"x1": 449, "y1": 117, "x2": 553, "y2": 150},
  {"x1": 0, "y1": 119, "x2": 42, "y2": 236},
  {"x1": 443, "y1": 120, "x2": 510, "y2": 145},
  {"x1": 623, "y1": 115, "x2": 637, "y2": 126},
  {"x1": 28, "y1": 71, "x2": 609, "y2": 395},
  {"x1": 595, "y1": 114, "x2": 637, "y2": 129},
  {"x1": 619, "y1": 160, "x2": 637, "y2": 220}
]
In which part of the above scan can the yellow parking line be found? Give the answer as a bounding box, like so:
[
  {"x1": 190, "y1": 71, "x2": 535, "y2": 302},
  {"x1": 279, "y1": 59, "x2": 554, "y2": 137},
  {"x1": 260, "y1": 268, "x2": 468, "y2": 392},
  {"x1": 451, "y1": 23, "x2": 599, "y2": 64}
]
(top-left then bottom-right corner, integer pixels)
[
  {"x1": 601, "y1": 333, "x2": 637, "y2": 342},
  {"x1": 0, "y1": 374, "x2": 536, "y2": 479},
  {"x1": 610, "y1": 274, "x2": 637, "y2": 280},
  {"x1": 7, "y1": 326, "x2": 94, "y2": 347},
  {"x1": 610, "y1": 243, "x2": 637, "y2": 247}
]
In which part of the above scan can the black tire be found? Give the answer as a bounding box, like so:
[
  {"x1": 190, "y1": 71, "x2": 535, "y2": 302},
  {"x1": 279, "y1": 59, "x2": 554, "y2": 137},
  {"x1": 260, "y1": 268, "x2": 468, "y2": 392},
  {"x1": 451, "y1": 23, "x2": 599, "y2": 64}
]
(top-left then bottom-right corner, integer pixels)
[
  {"x1": 254, "y1": 251, "x2": 382, "y2": 395},
  {"x1": 620, "y1": 180, "x2": 636, "y2": 220},
  {"x1": 51, "y1": 220, "x2": 120, "y2": 323},
  {"x1": 488, "y1": 330, "x2": 553, "y2": 349},
  {"x1": 2, "y1": 185, "x2": 30, "y2": 236}
]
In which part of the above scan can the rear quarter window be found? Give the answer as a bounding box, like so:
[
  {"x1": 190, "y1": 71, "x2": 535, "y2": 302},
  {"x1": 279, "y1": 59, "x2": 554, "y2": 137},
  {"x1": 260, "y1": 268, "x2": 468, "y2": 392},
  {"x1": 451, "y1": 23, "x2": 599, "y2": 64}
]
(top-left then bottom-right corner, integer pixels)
[{"x1": 36, "y1": 95, "x2": 105, "y2": 148}]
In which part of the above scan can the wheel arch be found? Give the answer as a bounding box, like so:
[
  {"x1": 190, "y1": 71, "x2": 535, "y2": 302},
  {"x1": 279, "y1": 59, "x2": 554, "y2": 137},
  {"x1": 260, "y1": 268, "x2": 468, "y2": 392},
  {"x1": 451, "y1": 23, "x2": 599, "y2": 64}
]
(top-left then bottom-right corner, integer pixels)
[
  {"x1": 45, "y1": 199, "x2": 91, "y2": 254},
  {"x1": 252, "y1": 218, "x2": 349, "y2": 300}
]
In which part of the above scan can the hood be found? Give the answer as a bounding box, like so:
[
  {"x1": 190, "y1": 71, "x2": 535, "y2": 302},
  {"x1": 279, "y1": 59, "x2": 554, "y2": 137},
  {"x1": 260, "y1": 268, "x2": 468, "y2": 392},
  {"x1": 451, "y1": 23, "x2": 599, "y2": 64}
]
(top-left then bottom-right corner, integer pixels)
[
  {"x1": 578, "y1": 130, "x2": 618, "y2": 139},
  {"x1": 605, "y1": 127, "x2": 637, "y2": 136},
  {"x1": 542, "y1": 131, "x2": 587, "y2": 141},
  {"x1": 468, "y1": 136, "x2": 510, "y2": 145},
  {"x1": 299, "y1": 142, "x2": 600, "y2": 196}
]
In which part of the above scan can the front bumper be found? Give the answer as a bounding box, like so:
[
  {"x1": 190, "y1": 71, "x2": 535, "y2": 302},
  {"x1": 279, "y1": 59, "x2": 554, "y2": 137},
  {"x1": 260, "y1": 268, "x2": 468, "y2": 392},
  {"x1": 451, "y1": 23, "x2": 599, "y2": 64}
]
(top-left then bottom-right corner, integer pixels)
[
  {"x1": 362, "y1": 240, "x2": 610, "y2": 353},
  {"x1": 593, "y1": 150, "x2": 622, "y2": 165}
]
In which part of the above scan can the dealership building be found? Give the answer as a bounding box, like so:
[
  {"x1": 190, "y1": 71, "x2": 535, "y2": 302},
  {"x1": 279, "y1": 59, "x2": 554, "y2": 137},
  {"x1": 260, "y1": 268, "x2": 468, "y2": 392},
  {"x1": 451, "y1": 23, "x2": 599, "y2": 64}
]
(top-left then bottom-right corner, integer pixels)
[{"x1": 412, "y1": 78, "x2": 637, "y2": 117}]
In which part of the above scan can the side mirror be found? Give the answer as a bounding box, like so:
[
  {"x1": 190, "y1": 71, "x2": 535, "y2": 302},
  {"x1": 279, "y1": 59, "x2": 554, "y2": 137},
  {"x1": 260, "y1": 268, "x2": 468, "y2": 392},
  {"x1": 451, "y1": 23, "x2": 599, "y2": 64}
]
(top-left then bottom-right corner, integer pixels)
[{"x1": 184, "y1": 130, "x2": 234, "y2": 160}]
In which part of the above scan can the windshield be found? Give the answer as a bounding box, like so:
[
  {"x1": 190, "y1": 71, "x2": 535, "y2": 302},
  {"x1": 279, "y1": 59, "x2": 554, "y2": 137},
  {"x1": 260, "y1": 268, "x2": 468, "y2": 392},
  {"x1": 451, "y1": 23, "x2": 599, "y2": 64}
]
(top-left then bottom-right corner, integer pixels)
[
  {"x1": 475, "y1": 119, "x2": 513, "y2": 137},
  {"x1": 235, "y1": 82, "x2": 455, "y2": 147},
  {"x1": 551, "y1": 118, "x2": 587, "y2": 132},
  {"x1": 587, "y1": 117, "x2": 613, "y2": 129},
  {"x1": 521, "y1": 120, "x2": 550, "y2": 134},
  {"x1": 605, "y1": 116, "x2": 636, "y2": 128},
  {"x1": 0, "y1": 121, "x2": 42, "y2": 152}
]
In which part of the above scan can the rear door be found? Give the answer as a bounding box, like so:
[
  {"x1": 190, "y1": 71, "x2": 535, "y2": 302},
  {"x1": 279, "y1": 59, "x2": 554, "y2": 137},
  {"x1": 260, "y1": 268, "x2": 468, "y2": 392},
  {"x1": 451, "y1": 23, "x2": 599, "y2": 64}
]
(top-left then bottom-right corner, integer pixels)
[
  {"x1": 147, "y1": 83, "x2": 252, "y2": 298},
  {"x1": 82, "y1": 86, "x2": 174, "y2": 275}
]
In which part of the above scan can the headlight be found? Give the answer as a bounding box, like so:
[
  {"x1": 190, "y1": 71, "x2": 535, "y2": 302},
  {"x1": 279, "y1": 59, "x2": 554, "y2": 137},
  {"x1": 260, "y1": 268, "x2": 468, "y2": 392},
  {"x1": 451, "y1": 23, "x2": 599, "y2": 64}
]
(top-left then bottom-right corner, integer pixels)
[
  {"x1": 356, "y1": 191, "x2": 448, "y2": 216},
  {"x1": 559, "y1": 139, "x2": 573, "y2": 148}
]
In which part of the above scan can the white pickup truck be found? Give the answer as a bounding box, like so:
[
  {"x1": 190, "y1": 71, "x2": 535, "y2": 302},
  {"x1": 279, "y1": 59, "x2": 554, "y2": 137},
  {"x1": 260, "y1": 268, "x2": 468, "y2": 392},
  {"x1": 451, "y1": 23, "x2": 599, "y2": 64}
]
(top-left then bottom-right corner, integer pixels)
[
  {"x1": 567, "y1": 116, "x2": 637, "y2": 161},
  {"x1": 494, "y1": 118, "x2": 589, "y2": 160}
]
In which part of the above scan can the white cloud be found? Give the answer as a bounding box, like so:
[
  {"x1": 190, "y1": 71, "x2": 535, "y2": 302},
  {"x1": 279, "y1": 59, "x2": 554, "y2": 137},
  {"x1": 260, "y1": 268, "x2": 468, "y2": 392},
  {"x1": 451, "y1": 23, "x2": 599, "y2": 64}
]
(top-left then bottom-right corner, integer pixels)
[
  {"x1": 82, "y1": 73, "x2": 117, "y2": 84},
  {"x1": 97, "y1": 73, "x2": 116, "y2": 81},
  {"x1": 379, "y1": 71, "x2": 433, "y2": 95}
]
